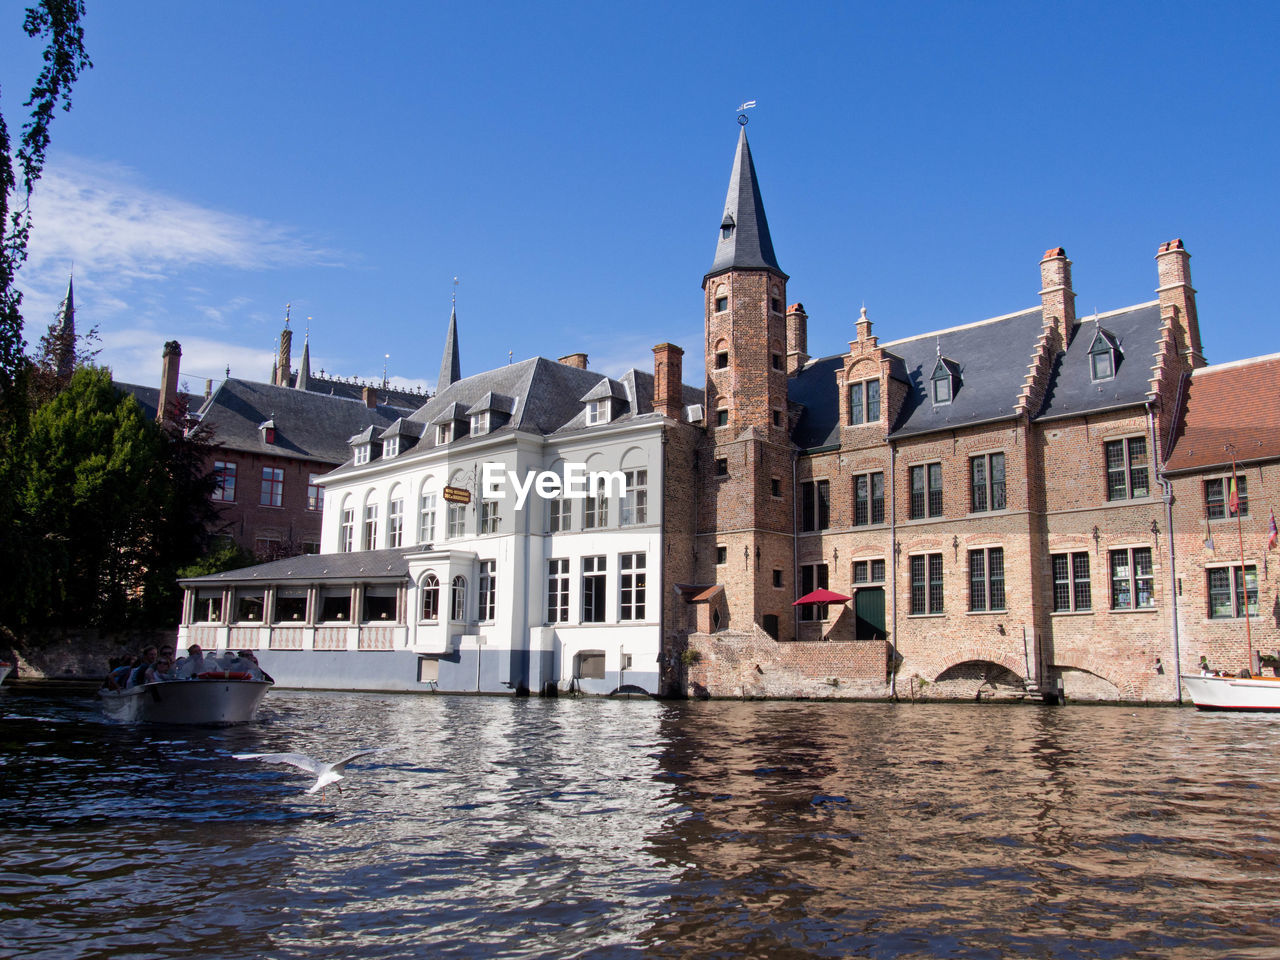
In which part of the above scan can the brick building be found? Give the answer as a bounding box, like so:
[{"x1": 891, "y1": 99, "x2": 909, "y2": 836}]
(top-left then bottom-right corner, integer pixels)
[
  {"x1": 683, "y1": 125, "x2": 1277, "y2": 703},
  {"x1": 120, "y1": 319, "x2": 428, "y2": 560},
  {"x1": 170, "y1": 125, "x2": 1276, "y2": 701}
]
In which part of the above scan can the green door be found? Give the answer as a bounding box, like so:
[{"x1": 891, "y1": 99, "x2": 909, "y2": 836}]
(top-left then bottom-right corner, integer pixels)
[{"x1": 855, "y1": 587, "x2": 886, "y2": 642}]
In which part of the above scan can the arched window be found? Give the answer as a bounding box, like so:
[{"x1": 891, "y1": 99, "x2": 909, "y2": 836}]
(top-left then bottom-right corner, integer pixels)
[
  {"x1": 451, "y1": 575, "x2": 467, "y2": 622},
  {"x1": 421, "y1": 573, "x2": 440, "y2": 621}
]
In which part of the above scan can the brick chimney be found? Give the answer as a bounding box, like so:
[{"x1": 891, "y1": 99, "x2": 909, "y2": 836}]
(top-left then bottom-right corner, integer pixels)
[
  {"x1": 1038, "y1": 247, "x2": 1076, "y2": 347},
  {"x1": 1155, "y1": 239, "x2": 1205, "y2": 368},
  {"x1": 363, "y1": 385, "x2": 377, "y2": 408},
  {"x1": 785, "y1": 303, "x2": 809, "y2": 375},
  {"x1": 652, "y1": 343, "x2": 684, "y2": 419},
  {"x1": 157, "y1": 340, "x2": 181, "y2": 424},
  {"x1": 558, "y1": 353, "x2": 588, "y2": 369}
]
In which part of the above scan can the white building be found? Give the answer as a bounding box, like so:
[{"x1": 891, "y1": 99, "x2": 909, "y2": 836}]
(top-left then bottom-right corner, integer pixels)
[{"x1": 177, "y1": 317, "x2": 700, "y2": 694}]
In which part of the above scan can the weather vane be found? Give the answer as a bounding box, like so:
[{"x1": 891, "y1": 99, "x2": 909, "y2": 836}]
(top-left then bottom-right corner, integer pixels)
[
  {"x1": 452, "y1": 276, "x2": 459, "y2": 306},
  {"x1": 737, "y1": 99, "x2": 756, "y2": 125}
]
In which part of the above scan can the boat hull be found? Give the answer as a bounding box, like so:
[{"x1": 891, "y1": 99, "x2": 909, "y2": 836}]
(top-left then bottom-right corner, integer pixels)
[
  {"x1": 0, "y1": 662, "x2": 11, "y2": 685},
  {"x1": 1181, "y1": 674, "x2": 1280, "y2": 711},
  {"x1": 100, "y1": 679, "x2": 272, "y2": 725}
]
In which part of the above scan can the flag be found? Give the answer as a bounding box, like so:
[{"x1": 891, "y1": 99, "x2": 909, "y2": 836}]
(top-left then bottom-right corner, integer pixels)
[
  {"x1": 1269, "y1": 509, "x2": 1278, "y2": 550},
  {"x1": 1229, "y1": 475, "x2": 1240, "y2": 515},
  {"x1": 738, "y1": 100, "x2": 757, "y2": 111}
]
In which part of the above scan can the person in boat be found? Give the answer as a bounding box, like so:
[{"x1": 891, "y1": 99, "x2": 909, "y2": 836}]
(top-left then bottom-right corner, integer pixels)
[
  {"x1": 236, "y1": 649, "x2": 273, "y2": 683},
  {"x1": 103, "y1": 656, "x2": 136, "y2": 691},
  {"x1": 174, "y1": 644, "x2": 207, "y2": 679},
  {"x1": 127, "y1": 646, "x2": 159, "y2": 687},
  {"x1": 145, "y1": 652, "x2": 175, "y2": 684},
  {"x1": 1199, "y1": 655, "x2": 1212, "y2": 676}
]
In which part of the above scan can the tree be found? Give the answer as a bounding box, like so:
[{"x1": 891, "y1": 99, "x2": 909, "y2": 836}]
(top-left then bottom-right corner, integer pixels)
[
  {"x1": 17, "y1": 367, "x2": 215, "y2": 631},
  {"x1": 0, "y1": 1, "x2": 91, "y2": 393}
]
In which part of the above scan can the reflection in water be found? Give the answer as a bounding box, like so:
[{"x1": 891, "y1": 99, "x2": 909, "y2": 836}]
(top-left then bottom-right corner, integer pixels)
[{"x1": 3, "y1": 689, "x2": 1280, "y2": 959}]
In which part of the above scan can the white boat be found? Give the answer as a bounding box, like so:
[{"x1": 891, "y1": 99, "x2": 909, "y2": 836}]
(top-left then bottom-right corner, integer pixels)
[
  {"x1": 1181, "y1": 673, "x2": 1280, "y2": 711},
  {"x1": 0, "y1": 661, "x2": 11, "y2": 685},
  {"x1": 100, "y1": 675, "x2": 273, "y2": 725}
]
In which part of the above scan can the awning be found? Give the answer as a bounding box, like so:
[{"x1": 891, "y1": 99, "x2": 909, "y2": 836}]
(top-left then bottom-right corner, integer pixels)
[{"x1": 792, "y1": 588, "x2": 852, "y2": 606}]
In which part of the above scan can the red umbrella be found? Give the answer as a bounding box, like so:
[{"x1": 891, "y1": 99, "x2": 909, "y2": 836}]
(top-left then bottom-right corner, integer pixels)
[{"x1": 792, "y1": 588, "x2": 852, "y2": 606}]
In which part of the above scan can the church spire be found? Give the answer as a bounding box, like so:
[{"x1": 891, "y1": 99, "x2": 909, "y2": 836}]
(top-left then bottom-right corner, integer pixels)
[
  {"x1": 438, "y1": 304, "x2": 461, "y2": 391},
  {"x1": 705, "y1": 125, "x2": 783, "y2": 280},
  {"x1": 296, "y1": 330, "x2": 311, "y2": 391},
  {"x1": 54, "y1": 274, "x2": 76, "y2": 380}
]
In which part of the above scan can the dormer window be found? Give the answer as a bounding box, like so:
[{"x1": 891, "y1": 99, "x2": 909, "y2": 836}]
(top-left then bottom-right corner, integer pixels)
[
  {"x1": 1089, "y1": 328, "x2": 1120, "y2": 382},
  {"x1": 471, "y1": 411, "x2": 489, "y2": 436},
  {"x1": 383, "y1": 436, "x2": 399, "y2": 459},
  {"x1": 258, "y1": 419, "x2": 276, "y2": 444},
  {"x1": 720, "y1": 213, "x2": 735, "y2": 241},
  {"x1": 353, "y1": 444, "x2": 371, "y2": 465},
  {"x1": 930, "y1": 356, "x2": 959, "y2": 406},
  {"x1": 586, "y1": 399, "x2": 610, "y2": 425},
  {"x1": 437, "y1": 422, "x2": 453, "y2": 445}
]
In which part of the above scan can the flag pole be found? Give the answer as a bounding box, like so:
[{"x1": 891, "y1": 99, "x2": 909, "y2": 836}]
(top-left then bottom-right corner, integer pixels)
[{"x1": 1227, "y1": 444, "x2": 1252, "y2": 667}]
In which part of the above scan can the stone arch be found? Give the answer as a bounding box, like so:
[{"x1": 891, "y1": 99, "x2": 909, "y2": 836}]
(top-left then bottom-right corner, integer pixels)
[{"x1": 932, "y1": 659, "x2": 1028, "y2": 698}]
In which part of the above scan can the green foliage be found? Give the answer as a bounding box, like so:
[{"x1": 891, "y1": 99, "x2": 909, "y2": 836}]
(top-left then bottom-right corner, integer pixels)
[
  {"x1": 7, "y1": 367, "x2": 215, "y2": 634},
  {"x1": 0, "y1": 1, "x2": 92, "y2": 390},
  {"x1": 178, "y1": 538, "x2": 256, "y2": 580}
]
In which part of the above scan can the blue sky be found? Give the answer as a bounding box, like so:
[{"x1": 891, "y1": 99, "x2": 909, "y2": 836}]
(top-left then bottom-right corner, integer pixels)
[{"x1": 4, "y1": 1, "x2": 1278, "y2": 393}]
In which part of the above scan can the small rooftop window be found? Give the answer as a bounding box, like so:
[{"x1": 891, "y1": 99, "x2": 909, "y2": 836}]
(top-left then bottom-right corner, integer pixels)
[
  {"x1": 1089, "y1": 327, "x2": 1120, "y2": 382},
  {"x1": 930, "y1": 355, "x2": 959, "y2": 406},
  {"x1": 720, "y1": 213, "x2": 735, "y2": 241},
  {"x1": 586, "y1": 399, "x2": 610, "y2": 426}
]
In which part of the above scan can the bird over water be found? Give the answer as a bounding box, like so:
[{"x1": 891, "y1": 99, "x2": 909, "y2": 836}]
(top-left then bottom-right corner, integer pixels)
[{"x1": 234, "y1": 748, "x2": 383, "y2": 798}]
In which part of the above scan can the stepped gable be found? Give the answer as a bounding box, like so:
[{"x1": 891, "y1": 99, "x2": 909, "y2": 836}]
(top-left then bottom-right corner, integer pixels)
[
  {"x1": 1036, "y1": 302, "x2": 1164, "y2": 420},
  {"x1": 1163, "y1": 353, "x2": 1280, "y2": 472},
  {"x1": 787, "y1": 307, "x2": 1046, "y2": 449},
  {"x1": 194, "y1": 378, "x2": 404, "y2": 463}
]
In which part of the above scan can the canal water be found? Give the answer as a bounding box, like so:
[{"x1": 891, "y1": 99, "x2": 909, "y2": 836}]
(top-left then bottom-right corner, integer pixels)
[{"x1": 2, "y1": 688, "x2": 1279, "y2": 960}]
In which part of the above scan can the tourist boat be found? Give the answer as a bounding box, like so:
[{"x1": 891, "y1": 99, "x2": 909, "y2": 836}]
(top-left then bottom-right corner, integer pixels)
[
  {"x1": 100, "y1": 674, "x2": 273, "y2": 725},
  {"x1": 1181, "y1": 673, "x2": 1280, "y2": 711}
]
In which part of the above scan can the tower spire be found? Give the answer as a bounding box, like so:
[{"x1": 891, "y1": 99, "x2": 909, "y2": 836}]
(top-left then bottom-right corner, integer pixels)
[
  {"x1": 54, "y1": 273, "x2": 76, "y2": 380},
  {"x1": 296, "y1": 326, "x2": 311, "y2": 391},
  {"x1": 705, "y1": 125, "x2": 784, "y2": 280},
  {"x1": 438, "y1": 293, "x2": 461, "y2": 391}
]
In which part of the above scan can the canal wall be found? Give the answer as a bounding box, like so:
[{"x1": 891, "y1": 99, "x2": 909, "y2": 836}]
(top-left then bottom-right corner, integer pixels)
[
  {"x1": 5, "y1": 628, "x2": 176, "y2": 681},
  {"x1": 685, "y1": 627, "x2": 892, "y2": 699}
]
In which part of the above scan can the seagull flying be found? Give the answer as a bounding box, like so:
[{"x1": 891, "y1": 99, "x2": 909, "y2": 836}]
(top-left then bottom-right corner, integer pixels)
[{"x1": 234, "y1": 748, "x2": 382, "y2": 798}]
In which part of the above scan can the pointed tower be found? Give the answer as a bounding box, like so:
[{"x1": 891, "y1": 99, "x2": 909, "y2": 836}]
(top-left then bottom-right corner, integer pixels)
[
  {"x1": 438, "y1": 305, "x2": 461, "y2": 391},
  {"x1": 296, "y1": 332, "x2": 311, "y2": 391},
  {"x1": 699, "y1": 123, "x2": 797, "y2": 640},
  {"x1": 276, "y1": 306, "x2": 293, "y2": 387},
  {"x1": 54, "y1": 275, "x2": 76, "y2": 381}
]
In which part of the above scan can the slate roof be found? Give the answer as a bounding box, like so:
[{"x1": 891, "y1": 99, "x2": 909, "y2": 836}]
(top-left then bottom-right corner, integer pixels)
[
  {"x1": 193, "y1": 378, "x2": 405, "y2": 464},
  {"x1": 787, "y1": 301, "x2": 1170, "y2": 450},
  {"x1": 706, "y1": 126, "x2": 784, "y2": 279},
  {"x1": 1037, "y1": 303, "x2": 1164, "y2": 420},
  {"x1": 180, "y1": 547, "x2": 415, "y2": 586},
  {"x1": 1163, "y1": 353, "x2": 1280, "y2": 473},
  {"x1": 324, "y1": 357, "x2": 703, "y2": 477},
  {"x1": 290, "y1": 373, "x2": 426, "y2": 412},
  {"x1": 115, "y1": 382, "x2": 185, "y2": 422}
]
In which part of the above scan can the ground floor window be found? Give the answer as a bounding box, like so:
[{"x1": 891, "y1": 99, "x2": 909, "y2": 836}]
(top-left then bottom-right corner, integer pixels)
[
  {"x1": 910, "y1": 553, "x2": 943, "y2": 615},
  {"x1": 1109, "y1": 547, "x2": 1154, "y2": 610},
  {"x1": 478, "y1": 560, "x2": 497, "y2": 622},
  {"x1": 968, "y1": 547, "x2": 1005, "y2": 612},
  {"x1": 547, "y1": 559, "x2": 569, "y2": 623},
  {"x1": 1051, "y1": 552, "x2": 1091, "y2": 612},
  {"x1": 421, "y1": 573, "x2": 440, "y2": 621},
  {"x1": 619, "y1": 552, "x2": 646, "y2": 620},
  {"x1": 575, "y1": 650, "x2": 606, "y2": 680},
  {"x1": 582, "y1": 556, "x2": 606, "y2": 623},
  {"x1": 799, "y1": 563, "x2": 829, "y2": 621},
  {"x1": 1208, "y1": 564, "x2": 1257, "y2": 619}
]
